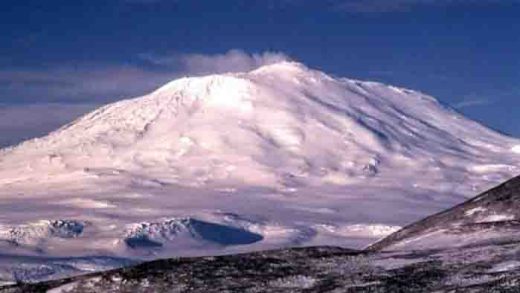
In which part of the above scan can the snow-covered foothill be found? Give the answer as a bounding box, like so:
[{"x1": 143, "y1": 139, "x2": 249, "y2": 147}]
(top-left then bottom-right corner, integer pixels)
[{"x1": 368, "y1": 175, "x2": 520, "y2": 252}]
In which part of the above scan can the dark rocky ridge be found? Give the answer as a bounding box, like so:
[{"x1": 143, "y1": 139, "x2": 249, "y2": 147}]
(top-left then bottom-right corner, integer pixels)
[
  {"x1": 2, "y1": 244, "x2": 520, "y2": 292},
  {"x1": 2, "y1": 175, "x2": 520, "y2": 292}
]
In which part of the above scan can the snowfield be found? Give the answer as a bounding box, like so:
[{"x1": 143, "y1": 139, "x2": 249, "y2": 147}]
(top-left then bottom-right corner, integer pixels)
[{"x1": 0, "y1": 62, "x2": 519, "y2": 282}]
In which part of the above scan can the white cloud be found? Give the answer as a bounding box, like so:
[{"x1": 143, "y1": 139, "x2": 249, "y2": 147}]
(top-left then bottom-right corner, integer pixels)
[
  {"x1": 141, "y1": 49, "x2": 291, "y2": 75},
  {"x1": 181, "y1": 50, "x2": 290, "y2": 74}
]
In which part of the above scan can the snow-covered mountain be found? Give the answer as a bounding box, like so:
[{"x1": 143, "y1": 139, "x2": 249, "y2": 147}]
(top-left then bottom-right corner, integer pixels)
[
  {"x1": 2, "y1": 62, "x2": 518, "y2": 191},
  {"x1": 0, "y1": 61, "x2": 519, "y2": 282}
]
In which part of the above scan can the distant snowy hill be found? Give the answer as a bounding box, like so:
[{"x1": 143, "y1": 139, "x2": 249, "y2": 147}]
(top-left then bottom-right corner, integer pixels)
[
  {"x1": 368, "y1": 175, "x2": 520, "y2": 251},
  {"x1": 0, "y1": 62, "x2": 518, "y2": 282}
]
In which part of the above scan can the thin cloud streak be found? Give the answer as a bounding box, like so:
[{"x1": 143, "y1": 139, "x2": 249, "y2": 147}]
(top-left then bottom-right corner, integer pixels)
[
  {"x1": 120, "y1": 0, "x2": 519, "y2": 13},
  {"x1": 0, "y1": 103, "x2": 98, "y2": 148},
  {"x1": 0, "y1": 50, "x2": 291, "y2": 147},
  {"x1": 0, "y1": 65, "x2": 177, "y2": 104}
]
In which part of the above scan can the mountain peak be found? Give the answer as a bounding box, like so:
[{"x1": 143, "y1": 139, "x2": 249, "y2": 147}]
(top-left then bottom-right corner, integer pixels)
[
  {"x1": 151, "y1": 73, "x2": 255, "y2": 112},
  {"x1": 153, "y1": 61, "x2": 314, "y2": 97}
]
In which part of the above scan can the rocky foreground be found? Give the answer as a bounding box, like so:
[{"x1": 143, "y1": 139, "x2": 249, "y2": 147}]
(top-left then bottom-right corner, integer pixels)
[{"x1": 1, "y1": 244, "x2": 519, "y2": 292}]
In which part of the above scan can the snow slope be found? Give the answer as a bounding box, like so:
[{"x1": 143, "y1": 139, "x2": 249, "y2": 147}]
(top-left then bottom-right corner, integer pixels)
[{"x1": 0, "y1": 61, "x2": 519, "y2": 281}]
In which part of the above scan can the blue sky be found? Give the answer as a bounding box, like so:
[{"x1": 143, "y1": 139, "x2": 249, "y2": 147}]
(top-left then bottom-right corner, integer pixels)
[{"x1": 0, "y1": 0, "x2": 519, "y2": 146}]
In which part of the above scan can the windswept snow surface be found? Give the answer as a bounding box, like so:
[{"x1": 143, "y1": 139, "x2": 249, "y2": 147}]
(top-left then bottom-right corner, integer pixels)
[{"x1": 0, "y1": 62, "x2": 519, "y2": 281}]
